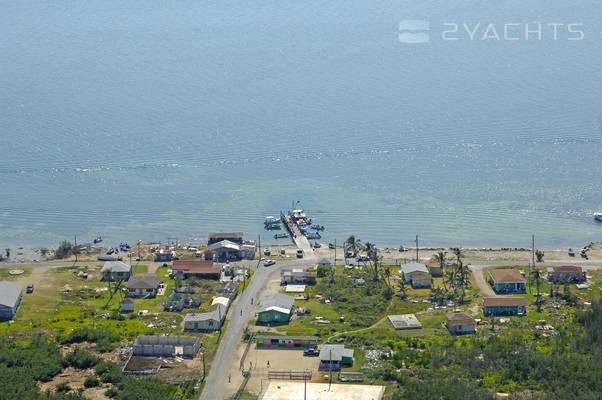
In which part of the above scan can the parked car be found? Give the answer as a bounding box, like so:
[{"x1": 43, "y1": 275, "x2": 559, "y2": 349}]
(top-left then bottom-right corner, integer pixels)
[
  {"x1": 296, "y1": 249, "x2": 304, "y2": 258},
  {"x1": 26, "y1": 284, "x2": 34, "y2": 293},
  {"x1": 264, "y1": 248, "x2": 271, "y2": 256},
  {"x1": 328, "y1": 243, "x2": 335, "y2": 249},
  {"x1": 358, "y1": 255, "x2": 369, "y2": 262},
  {"x1": 303, "y1": 348, "x2": 319, "y2": 356},
  {"x1": 263, "y1": 259, "x2": 276, "y2": 267}
]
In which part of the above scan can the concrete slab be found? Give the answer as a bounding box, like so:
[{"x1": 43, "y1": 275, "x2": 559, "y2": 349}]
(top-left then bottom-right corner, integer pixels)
[
  {"x1": 259, "y1": 381, "x2": 385, "y2": 400},
  {"x1": 388, "y1": 314, "x2": 422, "y2": 330}
]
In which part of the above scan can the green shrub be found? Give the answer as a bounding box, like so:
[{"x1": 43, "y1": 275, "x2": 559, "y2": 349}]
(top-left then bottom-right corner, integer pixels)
[
  {"x1": 84, "y1": 375, "x2": 100, "y2": 388},
  {"x1": 64, "y1": 348, "x2": 99, "y2": 369},
  {"x1": 56, "y1": 382, "x2": 71, "y2": 393}
]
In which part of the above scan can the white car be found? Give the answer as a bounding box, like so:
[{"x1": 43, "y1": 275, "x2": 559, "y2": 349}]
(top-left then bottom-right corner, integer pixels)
[{"x1": 263, "y1": 259, "x2": 276, "y2": 267}]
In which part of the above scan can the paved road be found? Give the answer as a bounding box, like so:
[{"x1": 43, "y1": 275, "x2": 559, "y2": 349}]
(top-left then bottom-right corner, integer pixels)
[{"x1": 198, "y1": 259, "x2": 313, "y2": 400}]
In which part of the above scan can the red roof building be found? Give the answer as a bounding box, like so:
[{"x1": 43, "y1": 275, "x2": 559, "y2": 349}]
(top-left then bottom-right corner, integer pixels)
[{"x1": 172, "y1": 260, "x2": 221, "y2": 279}]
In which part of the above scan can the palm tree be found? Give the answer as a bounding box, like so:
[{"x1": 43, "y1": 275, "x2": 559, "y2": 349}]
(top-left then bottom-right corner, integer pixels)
[
  {"x1": 430, "y1": 286, "x2": 445, "y2": 306},
  {"x1": 345, "y1": 235, "x2": 361, "y2": 262},
  {"x1": 383, "y1": 266, "x2": 392, "y2": 288},
  {"x1": 455, "y1": 261, "x2": 472, "y2": 304},
  {"x1": 397, "y1": 278, "x2": 407, "y2": 299},
  {"x1": 444, "y1": 263, "x2": 456, "y2": 294},
  {"x1": 433, "y1": 251, "x2": 447, "y2": 288}
]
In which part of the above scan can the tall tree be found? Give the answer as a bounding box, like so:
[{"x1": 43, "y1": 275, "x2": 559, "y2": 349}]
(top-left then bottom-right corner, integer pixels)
[
  {"x1": 345, "y1": 235, "x2": 362, "y2": 261},
  {"x1": 397, "y1": 278, "x2": 407, "y2": 299},
  {"x1": 430, "y1": 286, "x2": 445, "y2": 306},
  {"x1": 434, "y1": 251, "x2": 447, "y2": 289},
  {"x1": 455, "y1": 260, "x2": 472, "y2": 304}
]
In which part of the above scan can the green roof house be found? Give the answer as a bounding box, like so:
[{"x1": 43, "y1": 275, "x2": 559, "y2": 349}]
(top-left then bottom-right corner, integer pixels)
[{"x1": 257, "y1": 294, "x2": 294, "y2": 324}]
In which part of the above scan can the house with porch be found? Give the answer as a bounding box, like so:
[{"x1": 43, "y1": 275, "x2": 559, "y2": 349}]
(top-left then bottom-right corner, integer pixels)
[
  {"x1": 172, "y1": 260, "x2": 221, "y2": 279},
  {"x1": 257, "y1": 293, "x2": 294, "y2": 324},
  {"x1": 410, "y1": 272, "x2": 432, "y2": 288},
  {"x1": 319, "y1": 344, "x2": 354, "y2": 370},
  {"x1": 427, "y1": 260, "x2": 444, "y2": 277},
  {"x1": 280, "y1": 268, "x2": 317, "y2": 285},
  {"x1": 400, "y1": 262, "x2": 429, "y2": 282},
  {"x1": 483, "y1": 297, "x2": 527, "y2": 316},
  {"x1": 101, "y1": 261, "x2": 132, "y2": 281},
  {"x1": 547, "y1": 266, "x2": 586, "y2": 283},
  {"x1": 126, "y1": 274, "x2": 160, "y2": 298},
  {"x1": 184, "y1": 303, "x2": 227, "y2": 332},
  {"x1": 446, "y1": 313, "x2": 476, "y2": 335},
  {"x1": 488, "y1": 269, "x2": 526, "y2": 293}
]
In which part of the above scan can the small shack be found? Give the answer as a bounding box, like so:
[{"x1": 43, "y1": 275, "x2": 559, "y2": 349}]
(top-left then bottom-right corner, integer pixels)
[
  {"x1": 121, "y1": 298, "x2": 135, "y2": 313},
  {"x1": 446, "y1": 313, "x2": 476, "y2": 335}
]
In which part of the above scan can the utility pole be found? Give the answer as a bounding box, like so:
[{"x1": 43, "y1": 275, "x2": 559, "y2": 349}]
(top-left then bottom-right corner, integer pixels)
[
  {"x1": 74, "y1": 235, "x2": 78, "y2": 263},
  {"x1": 304, "y1": 369, "x2": 307, "y2": 400},
  {"x1": 334, "y1": 238, "x2": 337, "y2": 263},
  {"x1": 415, "y1": 235, "x2": 419, "y2": 263},
  {"x1": 329, "y1": 348, "x2": 333, "y2": 391},
  {"x1": 530, "y1": 234, "x2": 535, "y2": 292},
  {"x1": 258, "y1": 234, "x2": 261, "y2": 260},
  {"x1": 202, "y1": 352, "x2": 206, "y2": 381}
]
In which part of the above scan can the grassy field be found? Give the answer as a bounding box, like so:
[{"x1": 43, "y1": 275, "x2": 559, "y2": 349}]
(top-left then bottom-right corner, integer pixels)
[{"x1": 0, "y1": 268, "x2": 33, "y2": 279}]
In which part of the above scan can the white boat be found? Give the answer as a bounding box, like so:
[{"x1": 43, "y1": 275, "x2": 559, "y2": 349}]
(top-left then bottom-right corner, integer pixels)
[{"x1": 595, "y1": 213, "x2": 602, "y2": 222}]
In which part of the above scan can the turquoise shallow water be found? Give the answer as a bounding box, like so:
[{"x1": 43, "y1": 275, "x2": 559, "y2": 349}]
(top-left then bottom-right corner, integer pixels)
[{"x1": 1, "y1": 0, "x2": 601, "y2": 248}]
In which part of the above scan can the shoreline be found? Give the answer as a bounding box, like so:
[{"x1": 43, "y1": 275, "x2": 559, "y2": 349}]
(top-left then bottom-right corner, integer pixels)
[{"x1": 2, "y1": 241, "x2": 600, "y2": 264}]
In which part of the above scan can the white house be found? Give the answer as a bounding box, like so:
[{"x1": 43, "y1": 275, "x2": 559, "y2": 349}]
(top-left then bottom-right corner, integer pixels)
[{"x1": 0, "y1": 281, "x2": 23, "y2": 320}]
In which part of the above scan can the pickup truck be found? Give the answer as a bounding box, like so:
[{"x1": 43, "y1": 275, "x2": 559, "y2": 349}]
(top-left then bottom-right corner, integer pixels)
[{"x1": 303, "y1": 348, "x2": 319, "y2": 357}]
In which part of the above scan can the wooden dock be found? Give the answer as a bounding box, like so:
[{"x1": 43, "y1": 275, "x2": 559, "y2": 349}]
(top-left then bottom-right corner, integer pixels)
[{"x1": 281, "y1": 213, "x2": 315, "y2": 260}]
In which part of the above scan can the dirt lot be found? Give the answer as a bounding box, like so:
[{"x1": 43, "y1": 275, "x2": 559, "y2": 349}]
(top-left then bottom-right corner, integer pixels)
[{"x1": 238, "y1": 347, "x2": 321, "y2": 397}]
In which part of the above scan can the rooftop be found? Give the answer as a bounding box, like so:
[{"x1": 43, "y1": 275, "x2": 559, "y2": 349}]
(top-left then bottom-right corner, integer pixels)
[
  {"x1": 319, "y1": 344, "x2": 354, "y2": 362},
  {"x1": 172, "y1": 260, "x2": 220, "y2": 275},
  {"x1": 208, "y1": 240, "x2": 241, "y2": 251},
  {"x1": 184, "y1": 303, "x2": 227, "y2": 322},
  {"x1": 401, "y1": 262, "x2": 428, "y2": 274},
  {"x1": 285, "y1": 284, "x2": 306, "y2": 293},
  {"x1": 256, "y1": 335, "x2": 319, "y2": 341},
  {"x1": 483, "y1": 297, "x2": 527, "y2": 307},
  {"x1": 126, "y1": 274, "x2": 160, "y2": 290},
  {"x1": 552, "y1": 266, "x2": 583, "y2": 273},
  {"x1": 446, "y1": 312, "x2": 475, "y2": 326},
  {"x1": 0, "y1": 281, "x2": 23, "y2": 308},
  {"x1": 488, "y1": 269, "x2": 526, "y2": 284},
  {"x1": 101, "y1": 261, "x2": 131, "y2": 273},
  {"x1": 208, "y1": 232, "x2": 243, "y2": 239},
  {"x1": 258, "y1": 293, "x2": 294, "y2": 314},
  {"x1": 412, "y1": 272, "x2": 432, "y2": 280}
]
